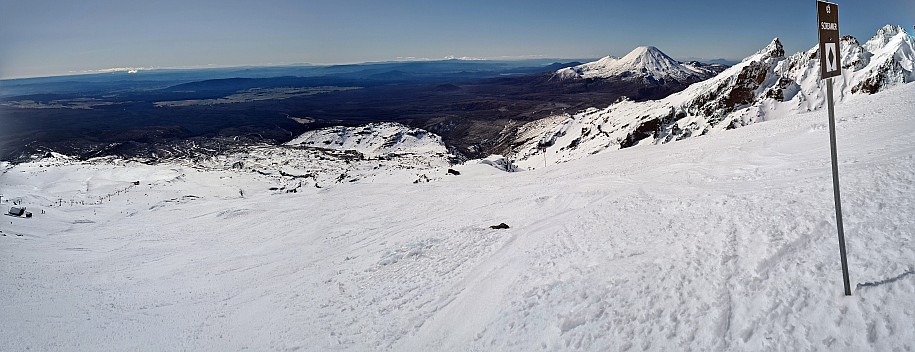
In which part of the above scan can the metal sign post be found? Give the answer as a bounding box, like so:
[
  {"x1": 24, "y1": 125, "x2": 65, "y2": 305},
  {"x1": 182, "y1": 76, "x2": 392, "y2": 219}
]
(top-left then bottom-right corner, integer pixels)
[{"x1": 816, "y1": 0, "x2": 851, "y2": 296}]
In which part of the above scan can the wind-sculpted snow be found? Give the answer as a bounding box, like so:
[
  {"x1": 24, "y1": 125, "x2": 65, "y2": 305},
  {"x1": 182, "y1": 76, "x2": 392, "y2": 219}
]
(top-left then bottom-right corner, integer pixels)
[
  {"x1": 2, "y1": 81, "x2": 914, "y2": 351},
  {"x1": 514, "y1": 25, "x2": 915, "y2": 169}
]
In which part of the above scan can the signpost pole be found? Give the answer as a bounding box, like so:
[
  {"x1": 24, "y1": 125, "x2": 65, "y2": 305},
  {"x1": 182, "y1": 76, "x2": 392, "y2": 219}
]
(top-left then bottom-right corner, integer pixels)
[
  {"x1": 542, "y1": 147, "x2": 547, "y2": 168},
  {"x1": 825, "y1": 77, "x2": 851, "y2": 296},
  {"x1": 816, "y1": 0, "x2": 851, "y2": 296}
]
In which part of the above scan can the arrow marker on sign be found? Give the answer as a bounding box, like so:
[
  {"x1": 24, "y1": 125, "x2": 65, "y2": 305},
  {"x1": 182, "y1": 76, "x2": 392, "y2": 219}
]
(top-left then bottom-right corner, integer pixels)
[{"x1": 825, "y1": 43, "x2": 838, "y2": 72}]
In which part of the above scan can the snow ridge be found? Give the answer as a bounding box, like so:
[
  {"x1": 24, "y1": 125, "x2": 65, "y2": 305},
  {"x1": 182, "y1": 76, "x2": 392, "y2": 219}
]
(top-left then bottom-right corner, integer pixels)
[
  {"x1": 285, "y1": 122, "x2": 447, "y2": 157},
  {"x1": 162, "y1": 123, "x2": 457, "y2": 190},
  {"x1": 864, "y1": 24, "x2": 909, "y2": 52},
  {"x1": 512, "y1": 25, "x2": 915, "y2": 168}
]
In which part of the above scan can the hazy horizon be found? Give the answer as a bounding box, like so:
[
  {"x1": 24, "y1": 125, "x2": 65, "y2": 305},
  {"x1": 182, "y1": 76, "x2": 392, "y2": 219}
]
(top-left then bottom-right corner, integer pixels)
[
  {"x1": 1, "y1": 0, "x2": 912, "y2": 79},
  {"x1": 0, "y1": 54, "x2": 739, "y2": 81}
]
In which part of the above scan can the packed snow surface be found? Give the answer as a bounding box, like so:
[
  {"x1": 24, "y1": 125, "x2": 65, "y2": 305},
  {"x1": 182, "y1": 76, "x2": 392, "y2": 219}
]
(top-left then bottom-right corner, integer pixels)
[{"x1": 2, "y1": 84, "x2": 915, "y2": 351}]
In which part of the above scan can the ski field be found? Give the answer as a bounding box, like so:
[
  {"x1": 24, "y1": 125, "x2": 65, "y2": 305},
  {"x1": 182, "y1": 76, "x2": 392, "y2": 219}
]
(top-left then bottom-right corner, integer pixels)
[{"x1": 1, "y1": 84, "x2": 914, "y2": 351}]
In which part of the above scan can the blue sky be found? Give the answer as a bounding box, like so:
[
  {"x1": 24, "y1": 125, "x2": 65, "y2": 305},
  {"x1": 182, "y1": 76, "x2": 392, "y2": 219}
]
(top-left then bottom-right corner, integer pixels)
[{"x1": 0, "y1": 0, "x2": 912, "y2": 79}]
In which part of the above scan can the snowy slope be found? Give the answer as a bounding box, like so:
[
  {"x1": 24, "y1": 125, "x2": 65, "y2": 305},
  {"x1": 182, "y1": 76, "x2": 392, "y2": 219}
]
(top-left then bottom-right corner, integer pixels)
[
  {"x1": 514, "y1": 25, "x2": 915, "y2": 169},
  {"x1": 2, "y1": 81, "x2": 914, "y2": 351},
  {"x1": 285, "y1": 122, "x2": 448, "y2": 158},
  {"x1": 33, "y1": 122, "x2": 457, "y2": 192},
  {"x1": 555, "y1": 55, "x2": 619, "y2": 79},
  {"x1": 182, "y1": 122, "x2": 457, "y2": 189},
  {"x1": 193, "y1": 141, "x2": 453, "y2": 190},
  {"x1": 555, "y1": 46, "x2": 723, "y2": 82}
]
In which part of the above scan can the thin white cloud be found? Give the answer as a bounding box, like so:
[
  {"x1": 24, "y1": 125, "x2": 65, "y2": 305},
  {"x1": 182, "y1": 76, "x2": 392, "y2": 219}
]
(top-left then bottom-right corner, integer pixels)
[
  {"x1": 394, "y1": 56, "x2": 433, "y2": 61},
  {"x1": 392, "y1": 54, "x2": 547, "y2": 62},
  {"x1": 442, "y1": 55, "x2": 487, "y2": 61},
  {"x1": 486, "y1": 54, "x2": 547, "y2": 60},
  {"x1": 392, "y1": 56, "x2": 486, "y2": 62},
  {"x1": 68, "y1": 67, "x2": 153, "y2": 74}
]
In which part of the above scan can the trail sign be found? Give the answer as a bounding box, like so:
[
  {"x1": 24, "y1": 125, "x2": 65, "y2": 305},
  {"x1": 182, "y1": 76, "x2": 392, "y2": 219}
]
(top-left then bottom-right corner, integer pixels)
[
  {"x1": 817, "y1": 1, "x2": 841, "y2": 79},
  {"x1": 816, "y1": 0, "x2": 851, "y2": 296}
]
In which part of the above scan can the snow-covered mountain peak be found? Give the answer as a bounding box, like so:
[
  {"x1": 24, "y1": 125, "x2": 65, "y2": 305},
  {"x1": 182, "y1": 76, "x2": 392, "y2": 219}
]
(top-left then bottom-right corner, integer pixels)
[
  {"x1": 625, "y1": 46, "x2": 665, "y2": 58},
  {"x1": 750, "y1": 38, "x2": 785, "y2": 61},
  {"x1": 839, "y1": 35, "x2": 871, "y2": 70},
  {"x1": 865, "y1": 24, "x2": 909, "y2": 51},
  {"x1": 555, "y1": 45, "x2": 721, "y2": 82},
  {"x1": 613, "y1": 46, "x2": 686, "y2": 76}
]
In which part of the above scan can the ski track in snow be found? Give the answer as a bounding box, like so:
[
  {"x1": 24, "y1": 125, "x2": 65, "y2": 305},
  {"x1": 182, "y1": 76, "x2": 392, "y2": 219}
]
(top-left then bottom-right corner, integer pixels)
[{"x1": 1, "y1": 85, "x2": 914, "y2": 351}]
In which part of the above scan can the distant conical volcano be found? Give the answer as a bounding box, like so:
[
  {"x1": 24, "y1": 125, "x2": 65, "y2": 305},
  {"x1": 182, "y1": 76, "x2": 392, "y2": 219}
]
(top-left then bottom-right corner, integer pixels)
[{"x1": 555, "y1": 46, "x2": 726, "y2": 82}]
